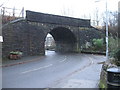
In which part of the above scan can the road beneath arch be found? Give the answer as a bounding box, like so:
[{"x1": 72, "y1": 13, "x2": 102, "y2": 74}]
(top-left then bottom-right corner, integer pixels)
[{"x1": 2, "y1": 51, "x2": 106, "y2": 88}]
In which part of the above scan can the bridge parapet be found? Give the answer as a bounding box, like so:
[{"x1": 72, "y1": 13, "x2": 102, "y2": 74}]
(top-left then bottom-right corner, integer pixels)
[{"x1": 26, "y1": 10, "x2": 90, "y2": 27}]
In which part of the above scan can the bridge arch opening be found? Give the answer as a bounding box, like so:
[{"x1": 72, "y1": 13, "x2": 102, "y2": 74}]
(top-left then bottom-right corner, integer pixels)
[
  {"x1": 45, "y1": 27, "x2": 77, "y2": 53},
  {"x1": 45, "y1": 33, "x2": 56, "y2": 51}
]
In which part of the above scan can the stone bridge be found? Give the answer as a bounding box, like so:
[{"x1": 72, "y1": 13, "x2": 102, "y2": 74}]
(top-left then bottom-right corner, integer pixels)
[{"x1": 2, "y1": 10, "x2": 103, "y2": 58}]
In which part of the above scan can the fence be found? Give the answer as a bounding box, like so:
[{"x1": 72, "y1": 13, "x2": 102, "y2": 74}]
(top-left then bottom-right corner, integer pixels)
[{"x1": 0, "y1": 7, "x2": 24, "y2": 24}]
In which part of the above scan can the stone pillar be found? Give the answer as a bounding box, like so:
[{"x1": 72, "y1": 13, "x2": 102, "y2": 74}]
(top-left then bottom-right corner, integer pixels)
[
  {"x1": 55, "y1": 41, "x2": 77, "y2": 53},
  {"x1": 76, "y1": 29, "x2": 81, "y2": 53},
  {"x1": 76, "y1": 42, "x2": 81, "y2": 53}
]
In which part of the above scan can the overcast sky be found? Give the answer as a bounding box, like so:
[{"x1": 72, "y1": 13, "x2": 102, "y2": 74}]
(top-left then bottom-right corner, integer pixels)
[{"x1": 0, "y1": 0, "x2": 119, "y2": 25}]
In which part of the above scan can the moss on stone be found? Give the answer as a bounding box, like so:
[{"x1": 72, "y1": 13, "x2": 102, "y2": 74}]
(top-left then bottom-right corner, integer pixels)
[{"x1": 99, "y1": 80, "x2": 107, "y2": 88}]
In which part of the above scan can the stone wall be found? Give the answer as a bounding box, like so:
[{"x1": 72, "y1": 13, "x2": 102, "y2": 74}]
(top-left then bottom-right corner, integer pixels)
[
  {"x1": 99, "y1": 63, "x2": 108, "y2": 88},
  {"x1": 79, "y1": 27, "x2": 104, "y2": 46},
  {"x1": 2, "y1": 19, "x2": 45, "y2": 58},
  {"x1": 2, "y1": 18, "x2": 104, "y2": 59},
  {"x1": 26, "y1": 10, "x2": 90, "y2": 27}
]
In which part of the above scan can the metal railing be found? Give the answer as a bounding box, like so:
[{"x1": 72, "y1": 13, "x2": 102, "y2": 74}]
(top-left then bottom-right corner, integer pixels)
[{"x1": 0, "y1": 7, "x2": 24, "y2": 24}]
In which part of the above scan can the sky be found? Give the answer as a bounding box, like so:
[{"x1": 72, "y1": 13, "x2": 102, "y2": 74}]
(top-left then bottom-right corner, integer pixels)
[{"x1": 0, "y1": 0, "x2": 120, "y2": 26}]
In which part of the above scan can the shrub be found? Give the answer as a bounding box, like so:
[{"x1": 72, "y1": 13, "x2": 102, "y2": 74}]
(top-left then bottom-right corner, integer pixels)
[
  {"x1": 109, "y1": 36, "x2": 119, "y2": 56},
  {"x1": 113, "y1": 49, "x2": 120, "y2": 66},
  {"x1": 92, "y1": 38, "x2": 104, "y2": 50},
  {"x1": 108, "y1": 36, "x2": 120, "y2": 66},
  {"x1": 115, "y1": 49, "x2": 120, "y2": 60},
  {"x1": 10, "y1": 51, "x2": 23, "y2": 55}
]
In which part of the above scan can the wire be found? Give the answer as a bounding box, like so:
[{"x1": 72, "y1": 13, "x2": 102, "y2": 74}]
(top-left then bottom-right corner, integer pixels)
[{"x1": 0, "y1": 0, "x2": 9, "y2": 7}]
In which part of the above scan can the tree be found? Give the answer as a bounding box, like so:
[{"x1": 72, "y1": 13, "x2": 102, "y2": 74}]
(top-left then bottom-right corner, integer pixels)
[
  {"x1": 61, "y1": 6, "x2": 74, "y2": 17},
  {"x1": 101, "y1": 11, "x2": 118, "y2": 37}
]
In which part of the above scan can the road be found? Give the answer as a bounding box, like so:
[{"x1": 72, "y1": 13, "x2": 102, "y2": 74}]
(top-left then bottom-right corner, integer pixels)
[{"x1": 2, "y1": 51, "x2": 106, "y2": 88}]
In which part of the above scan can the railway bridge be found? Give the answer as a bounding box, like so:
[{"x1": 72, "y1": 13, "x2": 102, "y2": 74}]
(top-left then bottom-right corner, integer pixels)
[{"x1": 2, "y1": 10, "x2": 103, "y2": 57}]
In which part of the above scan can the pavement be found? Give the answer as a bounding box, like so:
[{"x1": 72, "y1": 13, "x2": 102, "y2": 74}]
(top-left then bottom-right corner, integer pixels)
[{"x1": 1, "y1": 55, "x2": 45, "y2": 67}]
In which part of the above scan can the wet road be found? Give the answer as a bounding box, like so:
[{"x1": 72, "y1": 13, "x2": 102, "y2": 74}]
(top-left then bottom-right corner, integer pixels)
[{"x1": 2, "y1": 51, "x2": 106, "y2": 88}]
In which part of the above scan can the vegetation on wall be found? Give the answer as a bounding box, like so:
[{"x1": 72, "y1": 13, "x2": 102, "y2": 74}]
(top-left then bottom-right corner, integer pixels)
[
  {"x1": 109, "y1": 36, "x2": 119, "y2": 57},
  {"x1": 92, "y1": 38, "x2": 104, "y2": 50},
  {"x1": 99, "y1": 10, "x2": 119, "y2": 88},
  {"x1": 108, "y1": 36, "x2": 120, "y2": 66},
  {"x1": 81, "y1": 38, "x2": 105, "y2": 54}
]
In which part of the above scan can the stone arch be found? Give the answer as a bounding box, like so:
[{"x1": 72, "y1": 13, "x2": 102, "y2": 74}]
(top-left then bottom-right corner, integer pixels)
[{"x1": 46, "y1": 27, "x2": 77, "y2": 52}]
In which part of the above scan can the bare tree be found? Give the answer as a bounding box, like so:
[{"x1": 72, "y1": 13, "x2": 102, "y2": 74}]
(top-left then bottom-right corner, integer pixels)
[
  {"x1": 61, "y1": 7, "x2": 74, "y2": 17},
  {"x1": 102, "y1": 11, "x2": 118, "y2": 37},
  {"x1": 0, "y1": 0, "x2": 9, "y2": 7}
]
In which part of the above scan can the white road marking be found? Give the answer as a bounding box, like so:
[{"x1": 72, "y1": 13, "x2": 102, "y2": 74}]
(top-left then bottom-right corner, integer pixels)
[
  {"x1": 84, "y1": 55, "x2": 94, "y2": 65},
  {"x1": 21, "y1": 64, "x2": 53, "y2": 74},
  {"x1": 88, "y1": 57, "x2": 94, "y2": 64},
  {"x1": 59, "y1": 56, "x2": 67, "y2": 63}
]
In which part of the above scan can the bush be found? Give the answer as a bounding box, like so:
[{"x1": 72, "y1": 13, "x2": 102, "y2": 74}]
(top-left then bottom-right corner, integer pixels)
[
  {"x1": 92, "y1": 38, "x2": 104, "y2": 50},
  {"x1": 113, "y1": 49, "x2": 120, "y2": 66},
  {"x1": 113, "y1": 49, "x2": 120, "y2": 60},
  {"x1": 108, "y1": 36, "x2": 120, "y2": 66},
  {"x1": 9, "y1": 51, "x2": 23, "y2": 60},
  {"x1": 10, "y1": 51, "x2": 23, "y2": 55},
  {"x1": 109, "y1": 36, "x2": 119, "y2": 55}
]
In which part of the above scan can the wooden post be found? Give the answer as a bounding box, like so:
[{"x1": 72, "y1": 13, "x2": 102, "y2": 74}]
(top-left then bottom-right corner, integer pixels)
[
  {"x1": 2, "y1": 7, "x2": 5, "y2": 16},
  {"x1": 13, "y1": 7, "x2": 15, "y2": 17}
]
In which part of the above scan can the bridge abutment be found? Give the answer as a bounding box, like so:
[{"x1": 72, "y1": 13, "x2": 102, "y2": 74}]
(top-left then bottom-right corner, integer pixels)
[{"x1": 55, "y1": 42, "x2": 80, "y2": 53}]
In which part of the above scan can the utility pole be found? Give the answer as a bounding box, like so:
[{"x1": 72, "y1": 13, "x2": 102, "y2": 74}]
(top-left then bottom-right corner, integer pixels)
[
  {"x1": 105, "y1": 0, "x2": 109, "y2": 60},
  {"x1": 95, "y1": 0, "x2": 99, "y2": 26},
  {"x1": 22, "y1": 7, "x2": 24, "y2": 18},
  {"x1": 95, "y1": 0, "x2": 109, "y2": 60}
]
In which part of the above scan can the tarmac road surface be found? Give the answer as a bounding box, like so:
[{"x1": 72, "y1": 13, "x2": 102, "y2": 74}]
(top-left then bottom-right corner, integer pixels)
[{"x1": 2, "y1": 50, "x2": 106, "y2": 88}]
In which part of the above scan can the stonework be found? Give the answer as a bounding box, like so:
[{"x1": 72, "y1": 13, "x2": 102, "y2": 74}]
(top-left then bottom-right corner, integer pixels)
[
  {"x1": 26, "y1": 10, "x2": 90, "y2": 27},
  {"x1": 2, "y1": 11, "x2": 104, "y2": 58},
  {"x1": 2, "y1": 20, "x2": 45, "y2": 58}
]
